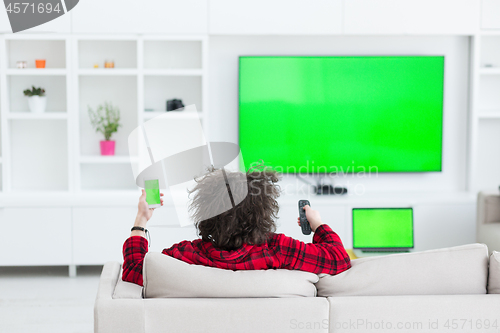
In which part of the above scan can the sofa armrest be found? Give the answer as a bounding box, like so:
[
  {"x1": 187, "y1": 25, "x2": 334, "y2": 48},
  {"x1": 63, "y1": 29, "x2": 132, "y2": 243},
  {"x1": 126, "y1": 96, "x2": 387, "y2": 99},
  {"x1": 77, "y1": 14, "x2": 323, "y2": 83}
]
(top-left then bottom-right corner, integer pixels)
[
  {"x1": 94, "y1": 262, "x2": 145, "y2": 333},
  {"x1": 96, "y1": 262, "x2": 121, "y2": 301},
  {"x1": 477, "y1": 192, "x2": 500, "y2": 227}
]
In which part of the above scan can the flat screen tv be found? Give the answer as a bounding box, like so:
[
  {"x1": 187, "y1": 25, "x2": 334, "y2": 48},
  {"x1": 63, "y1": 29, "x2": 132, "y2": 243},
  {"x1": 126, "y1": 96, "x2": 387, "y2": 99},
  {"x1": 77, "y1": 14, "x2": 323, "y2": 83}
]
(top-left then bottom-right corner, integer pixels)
[{"x1": 239, "y1": 56, "x2": 444, "y2": 173}]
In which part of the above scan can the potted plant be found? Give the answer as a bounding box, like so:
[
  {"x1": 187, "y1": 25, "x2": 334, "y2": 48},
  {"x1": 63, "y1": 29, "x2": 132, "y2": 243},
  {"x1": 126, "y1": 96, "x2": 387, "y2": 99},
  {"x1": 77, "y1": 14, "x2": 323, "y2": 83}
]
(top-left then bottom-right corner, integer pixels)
[
  {"x1": 88, "y1": 102, "x2": 121, "y2": 156},
  {"x1": 23, "y1": 86, "x2": 46, "y2": 113}
]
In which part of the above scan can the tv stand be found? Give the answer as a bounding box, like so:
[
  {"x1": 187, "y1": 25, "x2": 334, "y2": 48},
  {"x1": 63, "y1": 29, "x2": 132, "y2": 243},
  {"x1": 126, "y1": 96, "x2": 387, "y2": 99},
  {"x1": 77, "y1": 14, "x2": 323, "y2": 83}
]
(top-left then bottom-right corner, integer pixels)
[{"x1": 314, "y1": 184, "x2": 348, "y2": 195}]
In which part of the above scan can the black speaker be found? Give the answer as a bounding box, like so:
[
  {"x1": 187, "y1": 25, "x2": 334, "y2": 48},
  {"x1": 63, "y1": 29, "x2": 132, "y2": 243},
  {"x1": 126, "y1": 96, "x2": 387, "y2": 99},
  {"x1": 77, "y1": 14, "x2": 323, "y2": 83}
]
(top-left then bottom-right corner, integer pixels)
[
  {"x1": 166, "y1": 99, "x2": 184, "y2": 111},
  {"x1": 314, "y1": 185, "x2": 348, "y2": 195}
]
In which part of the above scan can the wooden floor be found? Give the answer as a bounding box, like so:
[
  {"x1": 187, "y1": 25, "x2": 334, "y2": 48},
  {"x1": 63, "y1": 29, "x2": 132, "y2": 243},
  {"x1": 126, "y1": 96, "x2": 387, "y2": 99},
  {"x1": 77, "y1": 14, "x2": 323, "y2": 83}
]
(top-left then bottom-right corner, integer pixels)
[{"x1": 0, "y1": 266, "x2": 102, "y2": 333}]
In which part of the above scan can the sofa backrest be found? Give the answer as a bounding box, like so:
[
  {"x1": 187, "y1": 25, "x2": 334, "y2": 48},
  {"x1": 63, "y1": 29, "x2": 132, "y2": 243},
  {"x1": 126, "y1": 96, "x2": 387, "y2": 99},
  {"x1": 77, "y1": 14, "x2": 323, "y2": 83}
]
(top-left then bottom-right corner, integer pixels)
[
  {"x1": 316, "y1": 243, "x2": 489, "y2": 297},
  {"x1": 143, "y1": 252, "x2": 319, "y2": 298}
]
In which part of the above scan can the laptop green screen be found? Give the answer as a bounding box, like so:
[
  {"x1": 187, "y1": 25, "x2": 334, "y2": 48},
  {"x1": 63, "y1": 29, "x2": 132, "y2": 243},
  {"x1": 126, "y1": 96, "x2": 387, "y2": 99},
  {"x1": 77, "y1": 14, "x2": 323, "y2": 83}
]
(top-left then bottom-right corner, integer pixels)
[{"x1": 353, "y1": 208, "x2": 414, "y2": 249}]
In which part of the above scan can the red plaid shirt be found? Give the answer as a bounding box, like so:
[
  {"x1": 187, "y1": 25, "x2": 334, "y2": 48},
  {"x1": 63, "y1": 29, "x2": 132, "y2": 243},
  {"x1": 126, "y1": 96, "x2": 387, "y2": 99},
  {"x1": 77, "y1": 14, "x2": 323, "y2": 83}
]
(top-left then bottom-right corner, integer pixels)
[{"x1": 122, "y1": 224, "x2": 351, "y2": 286}]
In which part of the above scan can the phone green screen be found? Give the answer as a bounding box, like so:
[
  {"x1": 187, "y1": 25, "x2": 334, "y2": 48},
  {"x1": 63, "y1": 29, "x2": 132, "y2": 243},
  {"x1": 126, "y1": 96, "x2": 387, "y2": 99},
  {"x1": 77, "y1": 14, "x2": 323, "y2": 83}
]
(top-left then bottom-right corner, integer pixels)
[{"x1": 145, "y1": 179, "x2": 161, "y2": 205}]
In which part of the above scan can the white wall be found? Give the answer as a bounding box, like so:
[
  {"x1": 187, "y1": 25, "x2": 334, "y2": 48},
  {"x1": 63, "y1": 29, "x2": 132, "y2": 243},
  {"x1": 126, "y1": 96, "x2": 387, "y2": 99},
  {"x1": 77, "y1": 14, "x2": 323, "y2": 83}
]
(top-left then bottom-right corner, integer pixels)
[
  {"x1": 209, "y1": 0, "x2": 343, "y2": 35},
  {"x1": 208, "y1": 35, "x2": 470, "y2": 193},
  {"x1": 0, "y1": 0, "x2": 484, "y2": 35}
]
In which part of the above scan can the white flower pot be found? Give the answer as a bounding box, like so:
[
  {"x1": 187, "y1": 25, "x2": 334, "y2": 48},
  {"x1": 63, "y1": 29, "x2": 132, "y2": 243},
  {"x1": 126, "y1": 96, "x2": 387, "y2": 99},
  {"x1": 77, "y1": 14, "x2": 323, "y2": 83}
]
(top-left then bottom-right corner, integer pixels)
[{"x1": 27, "y1": 96, "x2": 47, "y2": 113}]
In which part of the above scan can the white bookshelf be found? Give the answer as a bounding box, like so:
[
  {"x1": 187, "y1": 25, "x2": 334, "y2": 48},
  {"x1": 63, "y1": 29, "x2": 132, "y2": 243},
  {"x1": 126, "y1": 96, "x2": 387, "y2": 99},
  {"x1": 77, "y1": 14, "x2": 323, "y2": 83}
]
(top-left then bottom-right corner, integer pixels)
[
  {"x1": 0, "y1": 34, "x2": 208, "y2": 195},
  {"x1": 469, "y1": 33, "x2": 500, "y2": 191},
  {"x1": 0, "y1": 35, "x2": 72, "y2": 193},
  {"x1": 74, "y1": 35, "x2": 208, "y2": 192}
]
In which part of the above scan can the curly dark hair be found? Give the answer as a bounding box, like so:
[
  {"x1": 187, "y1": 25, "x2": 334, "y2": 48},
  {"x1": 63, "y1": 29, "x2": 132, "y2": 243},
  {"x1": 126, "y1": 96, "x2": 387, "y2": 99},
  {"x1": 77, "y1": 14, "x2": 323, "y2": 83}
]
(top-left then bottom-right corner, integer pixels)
[{"x1": 188, "y1": 166, "x2": 281, "y2": 251}]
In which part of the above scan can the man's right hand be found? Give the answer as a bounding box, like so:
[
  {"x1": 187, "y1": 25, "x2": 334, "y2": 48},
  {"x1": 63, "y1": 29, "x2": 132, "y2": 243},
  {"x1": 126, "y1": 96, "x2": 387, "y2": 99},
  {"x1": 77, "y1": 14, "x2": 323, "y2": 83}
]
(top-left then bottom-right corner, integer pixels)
[{"x1": 297, "y1": 205, "x2": 324, "y2": 232}]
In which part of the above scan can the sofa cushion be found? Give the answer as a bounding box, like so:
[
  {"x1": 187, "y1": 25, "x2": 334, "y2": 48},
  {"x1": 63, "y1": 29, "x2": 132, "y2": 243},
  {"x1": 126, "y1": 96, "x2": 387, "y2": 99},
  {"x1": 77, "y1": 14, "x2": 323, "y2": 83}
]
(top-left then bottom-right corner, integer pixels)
[
  {"x1": 144, "y1": 298, "x2": 329, "y2": 333},
  {"x1": 327, "y1": 295, "x2": 500, "y2": 333},
  {"x1": 316, "y1": 243, "x2": 488, "y2": 297},
  {"x1": 143, "y1": 252, "x2": 319, "y2": 298},
  {"x1": 488, "y1": 251, "x2": 500, "y2": 294},
  {"x1": 113, "y1": 269, "x2": 143, "y2": 299}
]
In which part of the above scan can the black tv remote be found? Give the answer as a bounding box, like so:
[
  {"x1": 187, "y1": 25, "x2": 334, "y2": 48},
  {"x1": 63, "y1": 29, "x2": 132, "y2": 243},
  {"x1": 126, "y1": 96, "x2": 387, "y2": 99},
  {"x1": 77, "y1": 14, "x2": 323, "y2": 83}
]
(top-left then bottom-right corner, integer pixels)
[{"x1": 298, "y1": 200, "x2": 312, "y2": 235}]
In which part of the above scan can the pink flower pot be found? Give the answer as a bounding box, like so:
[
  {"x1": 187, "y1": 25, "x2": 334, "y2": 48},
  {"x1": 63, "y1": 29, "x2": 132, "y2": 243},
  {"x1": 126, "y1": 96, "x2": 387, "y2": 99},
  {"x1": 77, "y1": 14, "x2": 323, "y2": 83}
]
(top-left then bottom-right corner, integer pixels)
[{"x1": 100, "y1": 140, "x2": 115, "y2": 156}]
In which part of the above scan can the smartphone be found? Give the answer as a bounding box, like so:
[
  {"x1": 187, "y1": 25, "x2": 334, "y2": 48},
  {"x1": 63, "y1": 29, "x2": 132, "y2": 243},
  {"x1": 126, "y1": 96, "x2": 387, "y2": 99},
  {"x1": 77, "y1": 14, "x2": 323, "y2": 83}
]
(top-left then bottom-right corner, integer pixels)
[{"x1": 144, "y1": 179, "x2": 161, "y2": 209}]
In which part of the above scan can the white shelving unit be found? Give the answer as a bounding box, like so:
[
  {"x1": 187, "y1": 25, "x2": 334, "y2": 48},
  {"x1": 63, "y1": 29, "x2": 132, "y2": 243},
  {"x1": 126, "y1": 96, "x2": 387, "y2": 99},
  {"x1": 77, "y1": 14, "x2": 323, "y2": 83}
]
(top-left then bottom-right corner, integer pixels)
[
  {"x1": 0, "y1": 34, "x2": 208, "y2": 195},
  {"x1": 0, "y1": 34, "x2": 72, "y2": 193},
  {"x1": 0, "y1": 34, "x2": 208, "y2": 272},
  {"x1": 72, "y1": 35, "x2": 208, "y2": 192},
  {"x1": 468, "y1": 31, "x2": 500, "y2": 191}
]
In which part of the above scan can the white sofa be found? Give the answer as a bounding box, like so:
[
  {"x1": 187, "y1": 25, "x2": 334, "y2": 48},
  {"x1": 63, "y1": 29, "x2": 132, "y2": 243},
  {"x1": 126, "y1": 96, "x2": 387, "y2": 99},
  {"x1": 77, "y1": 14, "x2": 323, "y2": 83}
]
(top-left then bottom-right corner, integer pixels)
[{"x1": 95, "y1": 244, "x2": 500, "y2": 333}]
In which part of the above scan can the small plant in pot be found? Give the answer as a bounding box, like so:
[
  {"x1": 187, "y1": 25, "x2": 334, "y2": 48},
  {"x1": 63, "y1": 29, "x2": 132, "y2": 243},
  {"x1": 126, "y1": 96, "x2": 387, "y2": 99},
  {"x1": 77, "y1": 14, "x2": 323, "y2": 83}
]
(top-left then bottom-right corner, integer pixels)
[
  {"x1": 23, "y1": 86, "x2": 46, "y2": 113},
  {"x1": 88, "y1": 102, "x2": 121, "y2": 156}
]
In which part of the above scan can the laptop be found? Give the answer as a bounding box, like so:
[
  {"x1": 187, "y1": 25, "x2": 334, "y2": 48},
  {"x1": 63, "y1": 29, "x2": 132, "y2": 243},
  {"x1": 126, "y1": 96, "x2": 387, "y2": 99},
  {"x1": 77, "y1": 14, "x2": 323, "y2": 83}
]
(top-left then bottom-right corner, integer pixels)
[{"x1": 352, "y1": 208, "x2": 414, "y2": 258}]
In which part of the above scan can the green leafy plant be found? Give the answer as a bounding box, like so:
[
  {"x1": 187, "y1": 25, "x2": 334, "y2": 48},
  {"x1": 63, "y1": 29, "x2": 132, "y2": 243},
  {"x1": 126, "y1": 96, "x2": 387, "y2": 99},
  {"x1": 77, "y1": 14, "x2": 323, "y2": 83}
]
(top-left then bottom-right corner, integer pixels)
[
  {"x1": 88, "y1": 102, "x2": 121, "y2": 141},
  {"x1": 23, "y1": 86, "x2": 45, "y2": 97}
]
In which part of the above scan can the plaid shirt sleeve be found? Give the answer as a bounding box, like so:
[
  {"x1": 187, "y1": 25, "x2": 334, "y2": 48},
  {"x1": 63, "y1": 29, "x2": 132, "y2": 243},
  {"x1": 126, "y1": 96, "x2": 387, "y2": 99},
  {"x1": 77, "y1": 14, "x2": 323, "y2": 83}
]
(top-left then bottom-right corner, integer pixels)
[
  {"x1": 122, "y1": 236, "x2": 148, "y2": 286},
  {"x1": 275, "y1": 224, "x2": 351, "y2": 275}
]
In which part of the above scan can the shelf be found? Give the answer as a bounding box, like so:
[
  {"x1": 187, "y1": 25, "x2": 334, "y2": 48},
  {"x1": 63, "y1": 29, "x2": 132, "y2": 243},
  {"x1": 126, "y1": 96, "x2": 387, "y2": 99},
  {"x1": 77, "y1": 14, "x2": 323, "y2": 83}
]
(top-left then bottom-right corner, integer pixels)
[
  {"x1": 480, "y1": 31, "x2": 500, "y2": 36},
  {"x1": 79, "y1": 155, "x2": 138, "y2": 164},
  {"x1": 6, "y1": 69, "x2": 67, "y2": 76},
  {"x1": 143, "y1": 69, "x2": 203, "y2": 76},
  {"x1": 143, "y1": 111, "x2": 203, "y2": 120},
  {"x1": 477, "y1": 112, "x2": 500, "y2": 119},
  {"x1": 479, "y1": 68, "x2": 500, "y2": 75},
  {"x1": 7, "y1": 112, "x2": 67, "y2": 120},
  {"x1": 79, "y1": 69, "x2": 203, "y2": 76},
  {"x1": 77, "y1": 69, "x2": 138, "y2": 76}
]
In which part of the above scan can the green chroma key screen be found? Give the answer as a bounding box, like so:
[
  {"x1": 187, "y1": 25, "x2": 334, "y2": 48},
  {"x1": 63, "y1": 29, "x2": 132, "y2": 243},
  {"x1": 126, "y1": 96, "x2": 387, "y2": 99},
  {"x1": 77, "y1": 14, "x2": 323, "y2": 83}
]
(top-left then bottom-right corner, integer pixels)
[
  {"x1": 353, "y1": 208, "x2": 414, "y2": 249},
  {"x1": 239, "y1": 56, "x2": 444, "y2": 173},
  {"x1": 145, "y1": 179, "x2": 161, "y2": 205}
]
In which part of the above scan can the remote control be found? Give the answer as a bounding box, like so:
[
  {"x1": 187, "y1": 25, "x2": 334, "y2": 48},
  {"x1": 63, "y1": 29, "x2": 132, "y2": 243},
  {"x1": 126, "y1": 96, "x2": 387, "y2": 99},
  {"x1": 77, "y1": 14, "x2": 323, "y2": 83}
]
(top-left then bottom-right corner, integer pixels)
[{"x1": 298, "y1": 200, "x2": 312, "y2": 235}]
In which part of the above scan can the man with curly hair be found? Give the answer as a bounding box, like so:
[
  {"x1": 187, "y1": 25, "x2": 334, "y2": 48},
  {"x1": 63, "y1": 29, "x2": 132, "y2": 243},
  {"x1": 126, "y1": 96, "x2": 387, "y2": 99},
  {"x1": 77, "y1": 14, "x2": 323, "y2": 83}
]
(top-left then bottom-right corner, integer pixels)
[{"x1": 122, "y1": 168, "x2": 351, "y2": 286}]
